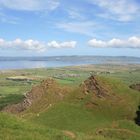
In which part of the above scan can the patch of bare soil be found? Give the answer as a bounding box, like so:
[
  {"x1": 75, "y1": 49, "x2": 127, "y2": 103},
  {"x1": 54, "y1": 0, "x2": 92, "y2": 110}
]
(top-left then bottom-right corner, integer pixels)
[{"x1": 63, "y1": 130, "x2": 76, "y2": 139}]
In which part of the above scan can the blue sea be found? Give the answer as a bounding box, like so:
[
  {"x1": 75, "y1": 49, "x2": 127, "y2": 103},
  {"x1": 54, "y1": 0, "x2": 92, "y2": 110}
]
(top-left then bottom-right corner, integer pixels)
[{"x1": 0, "y1": 56, "x2": 140, "y2": 70}]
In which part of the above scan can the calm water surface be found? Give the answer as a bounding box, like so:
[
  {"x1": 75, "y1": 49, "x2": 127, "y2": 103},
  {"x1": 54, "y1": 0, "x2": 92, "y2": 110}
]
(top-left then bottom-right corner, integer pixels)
[
  {"x1": 0, "y1": 60, "x2": 101, "y2": 70},
  {"x1": 0, "y1": 56, "x2": 140, "y2": 70}
]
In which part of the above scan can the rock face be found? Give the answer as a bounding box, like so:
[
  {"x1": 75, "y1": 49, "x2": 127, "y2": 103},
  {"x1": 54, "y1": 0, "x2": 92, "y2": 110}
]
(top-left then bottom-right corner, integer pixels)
[
  {"x1": 129, "y1": 84, "x2": 140, "y2": 92},
  {"x1": 2, "y1": 78, "x2": 57, "y2": 114},
  {"x1": 80, "y1": 76, "x2": 108, "y2": 97}
]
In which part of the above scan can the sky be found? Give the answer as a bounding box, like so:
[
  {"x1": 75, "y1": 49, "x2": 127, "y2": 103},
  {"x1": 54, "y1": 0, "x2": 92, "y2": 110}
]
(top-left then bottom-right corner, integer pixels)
[{"x1": 0, "y1": 0, "x2": 140, "y2": 57}]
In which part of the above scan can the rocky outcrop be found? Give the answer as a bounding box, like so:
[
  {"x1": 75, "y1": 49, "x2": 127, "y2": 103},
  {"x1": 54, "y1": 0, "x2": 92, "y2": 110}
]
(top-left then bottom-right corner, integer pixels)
[
  {"x1": 129, "y1": 84, "x2": 140, "y2": 92},
  {"x1": 2, "y1": 78, "x2": 57, "y2": 114},
  {"x1": 2, "y1": 76, "x2": 109, "y2": 114},
  {"x1": 80, "y1": 76, "x2": 108, "y2": 98}
]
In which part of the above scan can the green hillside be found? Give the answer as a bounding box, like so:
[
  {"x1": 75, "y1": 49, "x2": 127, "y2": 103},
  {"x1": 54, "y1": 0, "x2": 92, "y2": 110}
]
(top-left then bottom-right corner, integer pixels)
[{"x1": 0, "y1": 65, "x2": 140, "y2": 140}]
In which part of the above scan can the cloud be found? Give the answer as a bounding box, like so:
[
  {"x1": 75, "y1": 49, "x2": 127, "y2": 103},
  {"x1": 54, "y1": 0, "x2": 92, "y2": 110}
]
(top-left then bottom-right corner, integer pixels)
[
  {"x1": 67, "y1": 8, "x2": 85, "y2": 20},
  {"x1": 88, "y1": 36, "x2": 140, "y2": 48},
  {"x1": 89, "y1": 0, "x2": 140, "y2": 21},
  {"x1": 0, "y1": 38, "x2": 77, "y2": 52},
  {"x1": 47, "y1": 41, "x2": 77, "y2": 48},
  {"x1": 0, "y1": 38, "x2": 46, "y2": 52},
  {"x1": 0, "y1": 0, "x2": 59, "y2": 11},
  {"x1": 56, "y1": 21, "x2": 97, "y2": 36}
]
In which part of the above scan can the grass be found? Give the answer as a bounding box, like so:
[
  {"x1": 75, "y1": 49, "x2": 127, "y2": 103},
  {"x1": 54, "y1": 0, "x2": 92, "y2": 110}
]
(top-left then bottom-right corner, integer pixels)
[
  {"x1": 0, "y1": 94, "x2": 24, "y2": 110},
  {"x1": 22, "y1": 75, "x2": 140, "y2": 140},
  {"x1": 30, "y1": 102, "x2": 111, "y2": 132},
  {"x1": 106, "y1": 71, "x2": 140, "y2": 85},
  {"x1": 0, "y1": 64, "x2": 140, "y2": 140},
  {"x1": 0, "y1": 112, "x2": 112, "y2": 140},
  {"x1": 0, "y1": 113, "x2": 73, "y2": 140}
]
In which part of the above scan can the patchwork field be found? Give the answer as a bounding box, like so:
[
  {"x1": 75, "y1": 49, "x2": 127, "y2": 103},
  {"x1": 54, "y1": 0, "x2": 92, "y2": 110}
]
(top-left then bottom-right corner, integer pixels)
[{"x1": 0, "y1": 64, "x2": 140, "y2": 140}]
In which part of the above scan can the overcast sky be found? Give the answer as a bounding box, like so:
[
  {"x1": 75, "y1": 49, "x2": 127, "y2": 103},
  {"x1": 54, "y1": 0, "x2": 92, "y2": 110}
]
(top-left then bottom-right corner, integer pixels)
[{"x1": 0, "y1": 0, "x2": 140, "y2": 57}]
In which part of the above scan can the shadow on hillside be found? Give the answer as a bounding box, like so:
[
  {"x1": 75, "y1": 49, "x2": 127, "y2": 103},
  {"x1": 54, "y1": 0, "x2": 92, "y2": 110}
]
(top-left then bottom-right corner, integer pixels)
[
  {"x1": 0, "y1": 94, "x2": 24, "y2": 110},
  {"x1": 135, "y1": 105, "x2": 140, "y2": 126}
]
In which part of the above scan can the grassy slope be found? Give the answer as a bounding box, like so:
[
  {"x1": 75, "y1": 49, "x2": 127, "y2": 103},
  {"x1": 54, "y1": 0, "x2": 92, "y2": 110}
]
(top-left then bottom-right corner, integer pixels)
[
  {"x1": 0, "y1": 113, "x2": 76, "y2": 140},
  {"x1": 21, "y1": 76, "x2": 140, "y2": 140},
  {"x1": 0, "y1": 112, "x2": 114, "y2": 140},
  {"x1": 0, "y1": 65, "x2": 140, "y2": 140}
]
